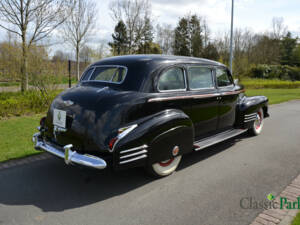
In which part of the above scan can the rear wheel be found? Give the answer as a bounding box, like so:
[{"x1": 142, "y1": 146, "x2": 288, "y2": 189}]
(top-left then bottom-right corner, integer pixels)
[
  {"x1": 248, "y1": 108, "x2": 264, "y2": 136},
  {"x1": 147, "y1": 155, "x2": 182, "y2": 178}
]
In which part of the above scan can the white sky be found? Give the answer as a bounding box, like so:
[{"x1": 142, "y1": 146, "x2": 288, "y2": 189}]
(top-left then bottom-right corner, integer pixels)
[
  {"x1": 0, "y1": 0, "x2": 299, "y2": 56},
  {"x1": 87, "y1": 0, "x2": 300, "y2": 52}
]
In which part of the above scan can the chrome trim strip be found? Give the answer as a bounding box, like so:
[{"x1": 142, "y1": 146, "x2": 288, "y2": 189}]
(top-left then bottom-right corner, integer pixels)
[
  {"x1": 244, "y1": 118, "x2": 257, "y2": 122},
  {"x1": 148, "y1": 90, "x2": 245, "y2": 102},
  {"x1": 245, "y1": 116, "x2": 256, "y2": 119},
  {"x1": 119, "y1": 154, "x2": 147, "y2": 164},
  {"x1": 221, "y1": 90, "x2": 245, "y2": 96},
  {"x1": 120, "y1": 150, "x2": 148, "y2": 159},
  {"x1": 245, "y1": 113, "x2": 257, "y2": 117},
  {"x1": 32, "y1": 133, "x2": 106, "y2": 169},
  {"x1": 148, "y1": 93, "x2": 220, "y2": 102},
  {"x1": 120, "y1": 144, "x2": 148, "y2": 154}
]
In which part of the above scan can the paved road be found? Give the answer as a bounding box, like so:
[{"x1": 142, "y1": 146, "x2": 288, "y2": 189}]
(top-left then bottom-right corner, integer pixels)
[{"x1": 1, "y1": 101, "x2": 300, "y2": 225}]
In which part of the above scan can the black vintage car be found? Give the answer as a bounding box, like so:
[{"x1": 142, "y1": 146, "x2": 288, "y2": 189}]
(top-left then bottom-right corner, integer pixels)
[{"x1": 33, "y1": 55, "x2": 269, "y2": 177}]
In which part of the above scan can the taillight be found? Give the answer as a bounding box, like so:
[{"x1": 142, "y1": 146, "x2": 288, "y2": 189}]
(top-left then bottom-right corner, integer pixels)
[
  {"x1": 40, "y1": 117, "x2": 46, "y2": 127},
  {"x1": 108, "y1": 124, "x2": 138, "y2": 151},
  {"x1": 108, "y1": 137, "x2": 118, "y2": 150}
]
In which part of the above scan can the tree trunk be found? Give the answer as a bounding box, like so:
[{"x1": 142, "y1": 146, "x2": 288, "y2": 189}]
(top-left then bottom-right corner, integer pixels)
[
  {"x1": 76, "y1": 45, "x2": 80, "y2": 81},
  {"x1": 21, "y1": 36, "x2": 28, "y2": 92}
]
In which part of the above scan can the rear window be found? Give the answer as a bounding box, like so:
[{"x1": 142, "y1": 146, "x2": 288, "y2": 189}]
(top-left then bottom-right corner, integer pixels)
[{"x1": 81, "y1": 66, "x2": 127, "y2": 83}]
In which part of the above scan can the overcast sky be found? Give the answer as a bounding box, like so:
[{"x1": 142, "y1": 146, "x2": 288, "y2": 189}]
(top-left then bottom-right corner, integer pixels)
[
  {"x1": 85, "y1": 0, "x2": 300, "y2": 53},
  {"x1": 93, "y1": 0, "x2": 300, "y2": 40},
  {"x1": 1, "y1": 0, "x2": 299, "y2": 56}
]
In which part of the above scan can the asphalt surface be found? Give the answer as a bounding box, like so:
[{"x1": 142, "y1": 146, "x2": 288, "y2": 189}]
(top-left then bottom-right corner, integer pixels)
[{"x1": 1, "y1": 101, "x2": 300, "y2": 225}]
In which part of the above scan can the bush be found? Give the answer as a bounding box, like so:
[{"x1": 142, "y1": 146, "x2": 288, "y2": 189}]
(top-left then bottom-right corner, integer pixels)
[
  {"x1": 247, "y1": 64, "x2": 300, "y2": 81},
  {"x1": 0, "y1": 90, "x2": 61, "y2": 118}
]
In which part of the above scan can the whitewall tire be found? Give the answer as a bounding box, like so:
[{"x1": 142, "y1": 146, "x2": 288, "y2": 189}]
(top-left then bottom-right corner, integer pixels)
[
  {"x1": 147, "y1": 155, "x2": 182, "y2": 178},
  {"x1": 248, "y1": 108, "x2": 264, "y2": 136}
]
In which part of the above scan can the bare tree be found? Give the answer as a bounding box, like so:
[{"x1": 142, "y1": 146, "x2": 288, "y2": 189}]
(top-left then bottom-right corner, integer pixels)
[
  {"x1": 109, "y1": 0, "x2": 151, "y2": 54},
  {"x1": 201, "y1": 18, "x2": 210, "y2": 48},
  {"x1": 0, "y1": 0, "x2": 73, "y2": 91},
  {"x1": 271, "y1": 17, "x2": 288, "y2": 40},
  {"x1": 63, "y1": 0, "x2": 96, "y2": 80},
  {"x1": 156, "y1": 23, "x2": 173, "y2": 55}
]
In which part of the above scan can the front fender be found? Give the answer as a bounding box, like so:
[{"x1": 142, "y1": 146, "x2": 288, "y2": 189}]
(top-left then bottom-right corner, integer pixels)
[
  {"x1": 236, "y1": 95, "x2": 269, "y2": 128},
  {"x1": 113, "y1": 109, "x2": 194, "y2": 170}
]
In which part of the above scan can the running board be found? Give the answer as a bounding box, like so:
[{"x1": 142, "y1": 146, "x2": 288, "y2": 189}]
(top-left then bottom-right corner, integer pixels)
[{"x1": 194, "y1": 129, "x2": 247, "y2": 151}]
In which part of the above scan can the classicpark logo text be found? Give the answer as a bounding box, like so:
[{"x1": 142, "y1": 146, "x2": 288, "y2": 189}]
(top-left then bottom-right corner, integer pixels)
[{"x1": 240, "y1": 194, "x2": 300, "y2": 210}]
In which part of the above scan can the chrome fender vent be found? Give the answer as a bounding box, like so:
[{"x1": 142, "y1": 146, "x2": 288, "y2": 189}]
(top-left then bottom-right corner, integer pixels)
[{"x1": 119, "y1": 145, "x2": 148, "y2": 164}]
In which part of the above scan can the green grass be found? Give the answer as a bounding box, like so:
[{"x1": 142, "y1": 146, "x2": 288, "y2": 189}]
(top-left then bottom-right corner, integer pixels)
[
  {"x1": 0, "y1": 82, "x2": 20, "y2": 87},
  {"x1": 0, "y1": 114, "x2": 41, "y2": 162},
  {"x1": 241, "y1": 78, "x2": 300, "y2": 89},
  {"x1": 246, "y1": 89, "x2": 300, "y2": 104},
  {"x1": 291, "y1": 212, "x2": 300, "y2": 225}
]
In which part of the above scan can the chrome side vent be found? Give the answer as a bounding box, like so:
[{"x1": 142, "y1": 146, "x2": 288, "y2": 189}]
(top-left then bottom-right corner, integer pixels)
[
  {"x1": 119, "y1": 145, "x2": 148, "y2": 164},
  {"x1": 244, "y1": 113, "x2": 258, "y2": 123}
]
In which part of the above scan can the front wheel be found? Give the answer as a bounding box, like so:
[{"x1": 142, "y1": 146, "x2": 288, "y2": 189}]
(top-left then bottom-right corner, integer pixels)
[
  {"x1": 146, "y1": 155, "x2": 182, "y2": 178},
  {"x1": 248, "y1": 108, "x2": 264, "y2": 136}
]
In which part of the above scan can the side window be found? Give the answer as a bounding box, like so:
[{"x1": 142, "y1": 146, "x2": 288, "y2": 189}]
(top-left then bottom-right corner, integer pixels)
[
  {"x1": 216, "y1": 68, "x2": 233, "y2": 87},
  {"x1": 158, "y1": 67, "x2": 186, "y2": 91},
  {"x1": 187, "y1": 67, "x2": 214, "y2": 89},
  {"x1": 81, "y1": 68, "x2": 94, "y2": 81}
]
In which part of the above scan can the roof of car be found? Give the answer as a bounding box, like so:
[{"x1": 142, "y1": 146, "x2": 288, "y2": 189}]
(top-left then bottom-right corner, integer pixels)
[{"x1": 91, "y1": 55, "x2": 226, "y2": 67}]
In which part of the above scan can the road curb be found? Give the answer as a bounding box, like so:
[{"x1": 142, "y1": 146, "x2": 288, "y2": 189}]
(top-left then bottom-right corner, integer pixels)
[
  {"x1": 0, "y1": 153, "x2": 52, "y2": 170},
  {"x1": 250, "y1": 174, "x2": 300, "y2": 225}
]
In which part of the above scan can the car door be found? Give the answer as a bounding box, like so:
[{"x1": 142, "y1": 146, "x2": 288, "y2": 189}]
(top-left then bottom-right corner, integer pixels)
[
  {"x1": 186, "y1": 65, "x2": 219, "y2": 139},
  {"x1": 215, "y1": 67, "x2": 238, "y2": 131},
  {"x1": 153, "y1": 65, "x2": 192, "y2": 117}
]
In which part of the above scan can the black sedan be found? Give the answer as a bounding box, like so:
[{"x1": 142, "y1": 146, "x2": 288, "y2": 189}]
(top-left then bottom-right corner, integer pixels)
[{"x1": 33, "y1": 55, "x2": 269, "y2": 177}]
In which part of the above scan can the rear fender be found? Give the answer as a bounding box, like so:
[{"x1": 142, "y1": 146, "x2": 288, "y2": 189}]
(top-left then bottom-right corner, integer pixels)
[{"x1": 113, "y1": 109, "x2": 194, "y2": 170}]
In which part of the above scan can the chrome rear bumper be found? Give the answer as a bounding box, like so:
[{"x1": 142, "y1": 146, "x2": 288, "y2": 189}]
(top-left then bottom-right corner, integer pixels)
[{"x1": 32, "y1": 133, "x2": 107, "y2": 169}]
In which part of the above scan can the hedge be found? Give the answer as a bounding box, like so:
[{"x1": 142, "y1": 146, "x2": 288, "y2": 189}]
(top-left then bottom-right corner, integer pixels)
[
  {"x1": 0, "y1": 90, "x2": 61, "y2": 118},
  {"x1": 248, "y1": 64, "x2": 300, "y2": 81}
]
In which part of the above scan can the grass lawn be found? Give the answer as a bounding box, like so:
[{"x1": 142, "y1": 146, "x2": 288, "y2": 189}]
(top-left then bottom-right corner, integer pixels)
[
  {"x1": 246, "y1": 89, "x2": 300, "y2": 104},
  {"x1": 0, "y1": 82, "x2": 20, "y2": 87},
  {"x1": 291, "y1": 212, "x2": 300, "y2": 225},
  {"x1": 0, "y1": 88, "x2": 300, "y2": 163},
  {"x1": 0, "y1": 114, "x2": 42, "y2": 162}
]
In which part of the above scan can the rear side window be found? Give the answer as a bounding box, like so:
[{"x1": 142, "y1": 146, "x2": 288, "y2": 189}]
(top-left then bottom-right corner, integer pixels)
[
  {"x1": 82, "y1": 66, "x2": 127, "y2": 83},
  {"x1": 216, "y1": 68, "x2": 233, "y2": 87},
  {"x1": 158, "y1": 67, "x2": 186, "y2": 91},
  {"x1": 187, "y1": 67, "x2": 214, "y2": 89}
]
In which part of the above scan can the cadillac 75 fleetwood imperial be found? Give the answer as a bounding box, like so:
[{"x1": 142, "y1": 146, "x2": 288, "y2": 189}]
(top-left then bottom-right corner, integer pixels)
[{"x1": 33, "y1": 55, "x2": 269, "y2": 177}]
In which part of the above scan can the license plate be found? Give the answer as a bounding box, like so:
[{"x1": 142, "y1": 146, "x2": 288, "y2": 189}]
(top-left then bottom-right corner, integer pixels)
[{"x1": 53, "y1": 109, "x2": 66, "y2": 128}]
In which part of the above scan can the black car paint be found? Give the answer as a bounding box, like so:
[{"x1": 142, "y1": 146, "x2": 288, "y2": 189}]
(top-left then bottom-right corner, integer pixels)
[{"x1": 42, "y1": 55, "x2": 269, "y2": 170}]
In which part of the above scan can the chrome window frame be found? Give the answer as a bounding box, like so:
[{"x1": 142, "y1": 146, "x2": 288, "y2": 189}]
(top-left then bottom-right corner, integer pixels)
[
  {"x1": 80, "y1": 65, "x2": 128, "y2": 85},
  {"x1": 186, "y1": 65, "x2": 216, "y2": 91},
  {"x1": 157, "y1": 66, "x2": 187, "y2": 93}
]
